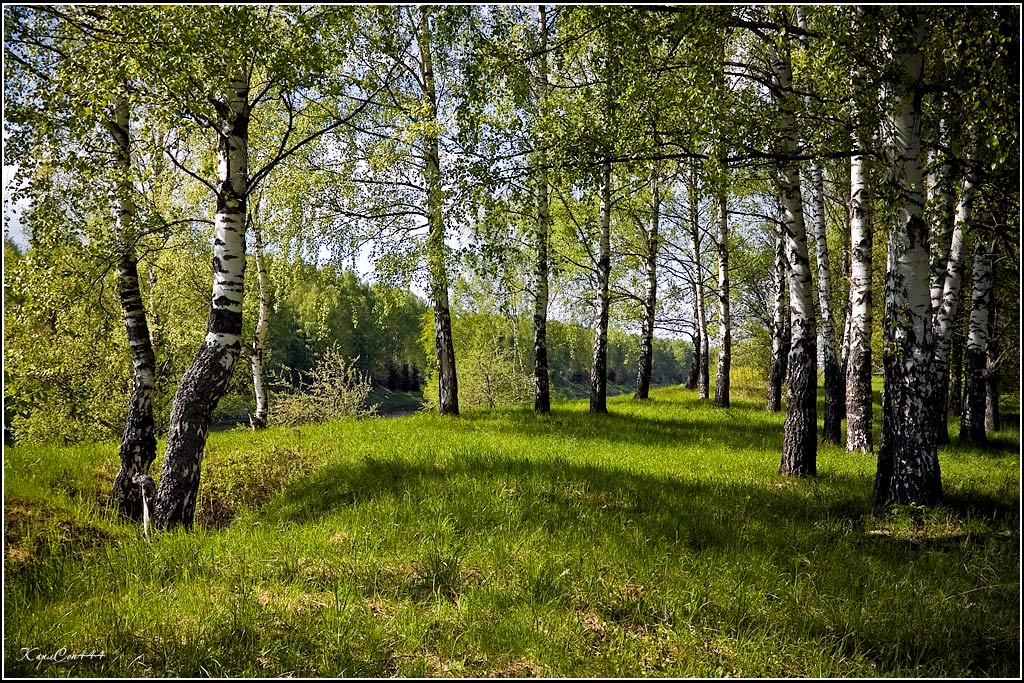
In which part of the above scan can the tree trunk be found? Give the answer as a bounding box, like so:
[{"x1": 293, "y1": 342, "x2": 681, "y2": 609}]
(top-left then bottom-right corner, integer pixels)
[
  {"x1": 808, "y1": 163, "x2": 841, "y2": 444},
  {"x1": 767, "y1": 206, "x2": 790, "y2": 413},
  {"x1": 714, "y1": 192, "x2": 731, "y2": 408},
  {"x1": 686, "y1": 327, "x2": 701, "y2": 390},
  {"x1": 249, "y1": 210, "x2": 270, "y2": 430},
  {"x1": 533, "y1": 4, "x2": 551, "y2": 415},
  {"x1": 961, "y1": 246, "x2": 992, "y2": 445},
  {"x1": 949, "y1": 326, "x2": 964, "y2": 417},
  {"x1": 874, "y1": 11, "x2": 941, "y2": 506},
  {"x1": 418, "y1": 7, "x2": 459, "y2": 416},
  {"x1": 155, "y1": 69, "x2": 250, "y2": 529},
  {"x1": 797, "y1": 8, "x2": 839, "y2": 443},
  {"x1": 984, "y1": 295, "x2": 999, "y2": 432},
  {"x1": 635, "y1": 167, "x2": 660, "y2": 400},
  {"x1": 845, "y1": 144, "x2": 873, "y2": 453},
  {"x1": 688, "y1": 165, "x2": 709, "y2": 400},
  {"x1": 930, "y1": 163, "x2": 973, "y2": 445},
  {"x1": 770, "y1": 31, "x2": 817, "y2": 477},
  {"x1": 927, "y1": 107, "x2": 955, "y2": 316},
  {"x1": 107, "y1": 94, "x2": 159, "y2": 523},
  {"x1": 590, "y1": 160, "x2": 612, "y2": 414}
]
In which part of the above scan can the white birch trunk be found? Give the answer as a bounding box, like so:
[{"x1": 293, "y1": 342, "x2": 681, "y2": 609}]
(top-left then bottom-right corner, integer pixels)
[
  {"x1": 533, "y1": 4, "x2": 551, "y2": 415},
  {"x1": 590, "y1": 160, "x2": 612, "y2": 413},
  {"x1": 714, "y1": 192, "x2": 730, "y2": 408},
  {"x1": 155, "y1": 68, "x2": 249, "y2": 529},
  {"x1": 688, "y1": 165, "x2": 709, "y2": 400},
  {"x1": 927, "y1": 109, "x2": 955, "y2": 315},
  {"x1": 929, "y1": 161, "x2": 973, "y2": 444},
  {"x1": 767, "y1": 207, "x2": 790, "y2": 413},
  {"x1": 418, "y1": 6, "x2": 459, "y2": 416},
  {"x1": 108, "y1": 93, "x2": 159, "y2": 522},
  {"x1": 874, "y1": 11, "x2": 941, "y2": 506},
  {"x1": 798, "y1": 7, "x2": 840, "y2": 444},
  {"x1": 249, "y1": 209, "x2": 270, "y2": 429},
  {"x1": 769, "y1": 31, "x2": 817, "y2": 477},
  {"x1": 845, "y1": 148, "x2": 874, "y2": 453},
  {"x1": 635, "y1": 166, "x2": 660, "y2": 400}
]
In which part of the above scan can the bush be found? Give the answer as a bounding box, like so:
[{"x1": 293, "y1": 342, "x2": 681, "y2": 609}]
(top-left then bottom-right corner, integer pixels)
[{"x1": 269, "y1": 346, "x2": 377, "y2": 427}]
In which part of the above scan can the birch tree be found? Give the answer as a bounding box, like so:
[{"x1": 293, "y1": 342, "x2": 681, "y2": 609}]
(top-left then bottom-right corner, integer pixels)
[
  {"x1": 533, "y1": 4, "x2": 553, "y2": 414},
  {"x1": 768, "y1": 15, "x2": 817, "y2": 477},
  {"x1": 960, "y1": 246, "x2": 993, "y2": 445},
  {"x1": 873, "y1": 8, "x2": 941, "y2": 507},
  {"x1": 4, "y1": 6, "x2": 168, "y2": 520},
  {"x1": 149, "y1": 6, "x2": 373, "y2": 528},
  {"x1": 845, "y1": 10, "x2": 879, "y2": 454},
  {"x1": 796, "y1": 7, "x2": 841, "y2": 444},
  {"x1": 766, "y1": 206, "x2": 790, "y2": 413}
]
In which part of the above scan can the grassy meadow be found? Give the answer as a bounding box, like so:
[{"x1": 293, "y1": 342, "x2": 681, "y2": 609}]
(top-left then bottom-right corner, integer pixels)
[{"x1": 3, "y1": 374, "x2": 1020, "y2": 677}]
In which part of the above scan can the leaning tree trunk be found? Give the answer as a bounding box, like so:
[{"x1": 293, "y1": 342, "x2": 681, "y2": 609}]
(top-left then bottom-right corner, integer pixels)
[
  {"x1": 635, "y1": 167, "x2": 660, "y2": 400},
  {"x1": 984, "y1": 294, "x2": 999, "y2": 433},
  {"x1": 688, "y1": 165, "x2": 710, "y2": 400},
  {"x1": 930, "y1": 162, "x2": 973, "y2": 445},
  {"x1": 107, "y1": 93, "x2": 158, "y2": 522},
  {"x1": 770, "y1": 32, "x2": 817, "y2": 477},
  {"x1": 419, "y1": 7, "x2": 459, "y2": 416},
  {"x1": 767, "y1": 206, "x2": 790, "y2": 413},
  {"x1": 248, "y1": 210, "x2": 270, "y2": 429},
  {"x1": 154, "y1": 69, "x2": 249, "y2": 529},
  {"x1": 960, "y1": 246, "x2": 993, "y2": 445},
  {"x1": 590, "y1": 160, "x2": 612, "y2": 414},
  {"x1": 874, "y1": 11, "x2": 941, "y2": 506},
  {"x1": 533, "y1": 4, "x2": 551, "y2": 415},
  {"x1": 845, "y1": 142, "x2": 874, "y2": 453},
  {"x1": 714, "y1": 192, "x2": 730, "y2": 408}
]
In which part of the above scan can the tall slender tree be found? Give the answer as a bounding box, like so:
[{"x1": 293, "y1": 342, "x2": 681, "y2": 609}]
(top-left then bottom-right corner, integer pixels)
[
  {"x1": 532, "y1": 4, "x2": 552, "y2": 415},
  {"x1": 960, "y1": 245, "x2": 993, "y2": 445},
  {"x1": 634, "y1": 165, "x2": 661, "y2": 400},
  {"x1": 107, "y1": 92, "x2": 159, "y2": 521},
  {"x1": 417, "y1": 6, "x2": 460, "y2": 417},
  {"x1": 769, "y1": 12, "x2": 817, "y2": 477}
]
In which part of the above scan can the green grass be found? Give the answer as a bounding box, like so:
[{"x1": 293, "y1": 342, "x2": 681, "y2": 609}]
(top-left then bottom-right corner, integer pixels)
[{"x1": 4, "y1": 377, "x2": 1020, "y2": 677}]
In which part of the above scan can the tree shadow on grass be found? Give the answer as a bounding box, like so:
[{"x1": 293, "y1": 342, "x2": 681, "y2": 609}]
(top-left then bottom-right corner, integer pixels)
[
  {"x1": 263, "y1": 446, "x2": 1017, "y2": 564},
  {"x1": 450, "y1": 400, "x2": 788, "y2": 454},
  {"x1": 257, "y1": 446, "x2": 1018, "y2": 674}
]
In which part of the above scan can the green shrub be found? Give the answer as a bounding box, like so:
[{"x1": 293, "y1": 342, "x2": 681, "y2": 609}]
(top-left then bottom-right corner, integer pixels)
[{"x1": 269, "y1": 346, "x2": 377, "y2": 427}]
